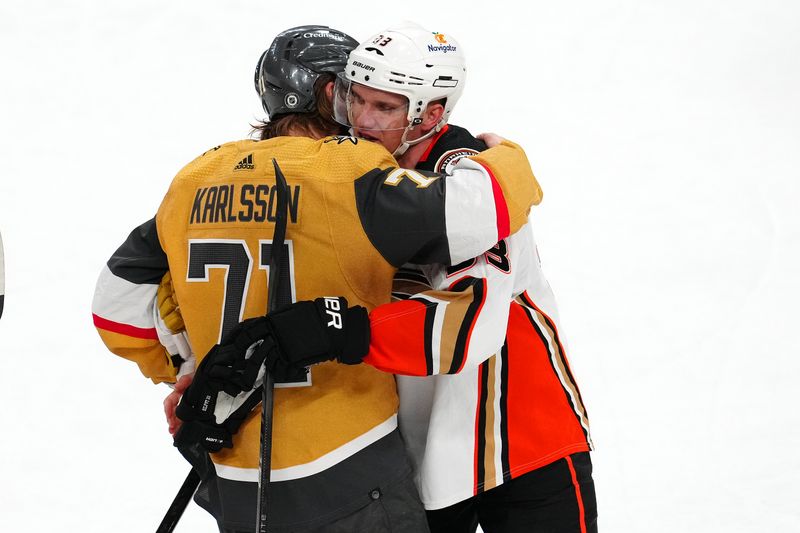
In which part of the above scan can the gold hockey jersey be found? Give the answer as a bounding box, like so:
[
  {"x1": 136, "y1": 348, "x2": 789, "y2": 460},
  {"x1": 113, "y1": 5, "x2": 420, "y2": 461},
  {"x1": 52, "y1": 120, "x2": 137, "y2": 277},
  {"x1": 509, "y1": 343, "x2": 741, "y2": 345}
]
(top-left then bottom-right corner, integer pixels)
[{"x1": 93, "y1": 134, "x2": 540, "y2": 481}]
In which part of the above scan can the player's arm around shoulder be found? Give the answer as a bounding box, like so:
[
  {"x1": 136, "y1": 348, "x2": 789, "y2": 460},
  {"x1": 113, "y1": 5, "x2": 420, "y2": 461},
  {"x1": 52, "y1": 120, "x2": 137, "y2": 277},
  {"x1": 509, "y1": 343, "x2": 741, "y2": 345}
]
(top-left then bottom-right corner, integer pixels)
[
  {"x1": 457, "y1": 138, "x2": 543, "y2": 237},
  {"x1": 347, "y1": 137, "x2": 543, "y2": 268},
  {"x1": 366, "y1": 232, "x2": 523, "y2": 376}
]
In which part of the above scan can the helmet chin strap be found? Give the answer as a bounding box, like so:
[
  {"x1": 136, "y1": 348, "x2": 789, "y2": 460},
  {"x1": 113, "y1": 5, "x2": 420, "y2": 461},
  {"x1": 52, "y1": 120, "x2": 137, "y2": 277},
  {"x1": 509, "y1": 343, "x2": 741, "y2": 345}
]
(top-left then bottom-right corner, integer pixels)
[{"x1": 392, "y1": 120, "x2": 445, "y2": 158}]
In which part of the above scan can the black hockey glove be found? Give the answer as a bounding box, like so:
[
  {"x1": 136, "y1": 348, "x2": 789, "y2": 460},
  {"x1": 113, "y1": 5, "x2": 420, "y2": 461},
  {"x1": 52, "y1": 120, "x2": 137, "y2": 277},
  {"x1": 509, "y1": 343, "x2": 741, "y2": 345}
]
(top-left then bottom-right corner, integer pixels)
[
  {"x1": 174, "y1": 297, "x2": 369, "y2": 453},
  {"x1": 174, "y1": 317, "x2": 274, "y2": 452},
  {"x1": 265, "y1": 296, "x2": 370, "y2": 367}
]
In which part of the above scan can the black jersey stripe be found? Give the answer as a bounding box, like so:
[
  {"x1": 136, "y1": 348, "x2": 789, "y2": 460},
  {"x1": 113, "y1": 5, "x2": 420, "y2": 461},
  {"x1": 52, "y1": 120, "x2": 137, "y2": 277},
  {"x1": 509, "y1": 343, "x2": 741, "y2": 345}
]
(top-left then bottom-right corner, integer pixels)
[
  {"x1": 538, "y1": 309, "x2": 590, "y2": 421},
  {"x1": 518, "y1": 291, "x2": 535, "y2": 309},
  {"x1": 408, "y1": 297, "x2": 440, "y2": 376},
  {"x1": 475, "y1": 360, "x2": 490, "y2": 495},
  {"x1": 499, "y1": 343, "x2": 511, "y2": 483},
  {"x1": 394, "y1": 267, "x2": 430, "y2": 286},
  {"x1": 448, "y1": 277, "x2": 486, "y2": 374}
]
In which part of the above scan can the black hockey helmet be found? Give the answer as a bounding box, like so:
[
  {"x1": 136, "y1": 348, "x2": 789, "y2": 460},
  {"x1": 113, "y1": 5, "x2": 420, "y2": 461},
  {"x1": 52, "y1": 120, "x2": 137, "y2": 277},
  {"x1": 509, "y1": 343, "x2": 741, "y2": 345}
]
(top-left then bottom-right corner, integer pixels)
[{"x1": 254, "y1": 25, "x2": 359, "y2": 119}]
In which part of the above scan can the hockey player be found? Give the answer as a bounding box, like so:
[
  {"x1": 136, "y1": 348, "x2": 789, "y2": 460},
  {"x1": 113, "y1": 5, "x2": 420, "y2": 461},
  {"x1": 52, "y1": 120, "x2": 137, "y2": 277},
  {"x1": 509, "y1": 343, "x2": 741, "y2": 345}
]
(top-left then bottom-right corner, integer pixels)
[
  {"x1": 260, "y1": 24, "x2": 598, "y2": 532},
  {"x1": 92, "y1": 25, "x2": 542, "y2": 532}
]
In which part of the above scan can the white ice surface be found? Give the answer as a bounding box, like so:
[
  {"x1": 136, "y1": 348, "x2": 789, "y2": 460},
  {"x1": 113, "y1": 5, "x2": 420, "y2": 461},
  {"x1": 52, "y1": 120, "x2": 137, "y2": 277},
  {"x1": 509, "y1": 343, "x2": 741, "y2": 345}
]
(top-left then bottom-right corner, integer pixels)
[{"x1": 1, "y1": 1, "x2": 798, "y2": 531}]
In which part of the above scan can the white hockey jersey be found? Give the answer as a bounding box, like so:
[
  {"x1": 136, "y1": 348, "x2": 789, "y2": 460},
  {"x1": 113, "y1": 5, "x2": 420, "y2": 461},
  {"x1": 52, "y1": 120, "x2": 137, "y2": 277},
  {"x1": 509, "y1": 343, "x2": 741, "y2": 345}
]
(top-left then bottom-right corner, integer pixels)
[{"x1": 364, "y1": 126, "x2": 593, "y2": 509}]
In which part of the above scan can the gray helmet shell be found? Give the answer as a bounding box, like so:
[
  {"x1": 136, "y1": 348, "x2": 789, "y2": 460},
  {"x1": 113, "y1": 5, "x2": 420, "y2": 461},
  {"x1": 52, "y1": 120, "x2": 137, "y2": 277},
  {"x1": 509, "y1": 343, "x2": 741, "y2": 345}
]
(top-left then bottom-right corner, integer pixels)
[{"x1": 255, "y1": 25, "x2": 359, "y2": 119}]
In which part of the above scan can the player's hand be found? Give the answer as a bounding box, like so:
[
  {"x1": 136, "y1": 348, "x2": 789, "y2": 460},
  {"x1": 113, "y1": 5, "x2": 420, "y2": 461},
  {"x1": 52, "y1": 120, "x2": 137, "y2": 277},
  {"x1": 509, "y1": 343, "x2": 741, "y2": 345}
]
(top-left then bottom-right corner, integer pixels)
[
  {"x1": 477, "y1": 132, "x2": 505, "y2": 148},
  {"x1": 172, "y1": 298, "x2": 369, "y2": 453},
  {"x1": 266, "y1": 297, "x2": 370, "y2": 367},
  {"x1": 173, "y1": 317, "x2": 278, "y2": 452},
  {"x1": 165, "y1": 373, "x2": 194, "y2": 436}
]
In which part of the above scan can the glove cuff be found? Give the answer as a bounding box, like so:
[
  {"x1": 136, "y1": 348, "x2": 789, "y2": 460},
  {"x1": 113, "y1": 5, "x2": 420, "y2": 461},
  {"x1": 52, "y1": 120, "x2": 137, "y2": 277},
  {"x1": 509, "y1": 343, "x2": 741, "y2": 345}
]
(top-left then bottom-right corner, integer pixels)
[
  {"x1": 174, "y1": 419, "x2": 233, "y2": 453},
  {"x1": 339, "y1": 306, "x2": 370, "y2": 365}
]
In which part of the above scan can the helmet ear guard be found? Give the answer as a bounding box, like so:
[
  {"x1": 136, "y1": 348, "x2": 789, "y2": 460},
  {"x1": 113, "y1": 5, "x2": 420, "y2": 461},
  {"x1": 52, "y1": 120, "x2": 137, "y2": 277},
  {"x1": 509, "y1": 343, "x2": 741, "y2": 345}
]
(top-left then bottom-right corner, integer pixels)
[{"x1": 254, "y1": 25, "x2": 359, "y2": 120}]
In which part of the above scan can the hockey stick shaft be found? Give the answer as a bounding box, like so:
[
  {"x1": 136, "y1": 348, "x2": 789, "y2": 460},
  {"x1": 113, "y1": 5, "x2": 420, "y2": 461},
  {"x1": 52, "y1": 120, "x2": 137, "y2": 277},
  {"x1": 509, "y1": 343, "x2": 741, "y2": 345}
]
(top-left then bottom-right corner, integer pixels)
[
  {"x1": 257, "y1": 159, "x2": 290, "y2": 533},
  {"x1": 155, "y1": 162, "x2": 289, "y2": 533},
  {"x1": 155, "y1": 469, "x2": 201, "y2": 533}
]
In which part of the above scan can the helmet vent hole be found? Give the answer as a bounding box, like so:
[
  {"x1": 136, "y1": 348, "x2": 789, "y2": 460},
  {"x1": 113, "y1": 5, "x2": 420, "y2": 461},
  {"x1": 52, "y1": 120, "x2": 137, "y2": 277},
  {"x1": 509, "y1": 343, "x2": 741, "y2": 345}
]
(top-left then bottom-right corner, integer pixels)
[{"x1": 390, "y1": 71, "x2": 406, "y2": 77}]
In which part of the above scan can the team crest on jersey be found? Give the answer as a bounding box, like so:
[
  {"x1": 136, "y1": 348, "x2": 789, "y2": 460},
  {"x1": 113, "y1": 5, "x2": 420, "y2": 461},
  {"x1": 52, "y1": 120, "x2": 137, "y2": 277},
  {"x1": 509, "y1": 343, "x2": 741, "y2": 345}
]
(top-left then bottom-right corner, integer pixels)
[
  {"x1": 324, "y1": 135, "x2": 359, "y2": 145},
  {"x1": 435, "y1": 148, "x2": 479, "y2": 173}
]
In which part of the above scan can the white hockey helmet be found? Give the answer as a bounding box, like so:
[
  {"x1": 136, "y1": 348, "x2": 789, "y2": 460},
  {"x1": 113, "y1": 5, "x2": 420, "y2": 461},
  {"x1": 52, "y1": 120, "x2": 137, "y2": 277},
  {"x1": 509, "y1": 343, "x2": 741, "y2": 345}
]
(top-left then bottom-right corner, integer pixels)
[{"x1": 334, "y1": 22, "x2": 466, "y2": 155}]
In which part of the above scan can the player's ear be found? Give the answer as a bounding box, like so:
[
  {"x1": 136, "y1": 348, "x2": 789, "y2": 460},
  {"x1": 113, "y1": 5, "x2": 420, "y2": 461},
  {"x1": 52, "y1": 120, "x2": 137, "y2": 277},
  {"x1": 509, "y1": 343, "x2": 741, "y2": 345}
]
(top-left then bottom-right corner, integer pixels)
[
  {"x1": 421, "y1": 101, "x2": 445, "y2": 130},
  {"x1": 324, "y1": 81, "x2": 335, "y2": 104}
]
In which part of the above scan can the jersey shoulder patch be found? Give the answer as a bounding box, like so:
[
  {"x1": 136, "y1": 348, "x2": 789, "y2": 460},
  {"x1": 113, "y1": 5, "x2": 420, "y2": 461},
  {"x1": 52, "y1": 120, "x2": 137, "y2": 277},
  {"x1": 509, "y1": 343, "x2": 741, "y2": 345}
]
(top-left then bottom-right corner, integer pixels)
[
  {"x1": 434, "y1": 148, "x2": 480, "y2": 173},
  {"x1": 418, "y1": 124, "x2": 487, "y2": 173}
]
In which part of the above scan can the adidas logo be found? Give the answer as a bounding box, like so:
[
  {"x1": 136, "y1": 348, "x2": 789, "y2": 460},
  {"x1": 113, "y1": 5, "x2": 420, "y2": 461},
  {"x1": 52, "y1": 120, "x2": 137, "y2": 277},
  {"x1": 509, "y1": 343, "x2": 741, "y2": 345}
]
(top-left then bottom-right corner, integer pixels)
[{"x1": 234, "y1": 154, "x2": 255, "y2": 171}]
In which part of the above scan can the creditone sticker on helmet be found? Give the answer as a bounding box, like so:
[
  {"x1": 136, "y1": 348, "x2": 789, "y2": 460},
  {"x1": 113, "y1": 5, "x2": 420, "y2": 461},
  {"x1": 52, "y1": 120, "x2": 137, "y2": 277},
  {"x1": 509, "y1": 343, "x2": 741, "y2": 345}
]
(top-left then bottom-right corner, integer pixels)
[
  {"x1": 302, "y1": 30, "x2": 348, "y2": 41},
  {"x1": 435, "y1": 148, "x2": 479, "y2": 174}
]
